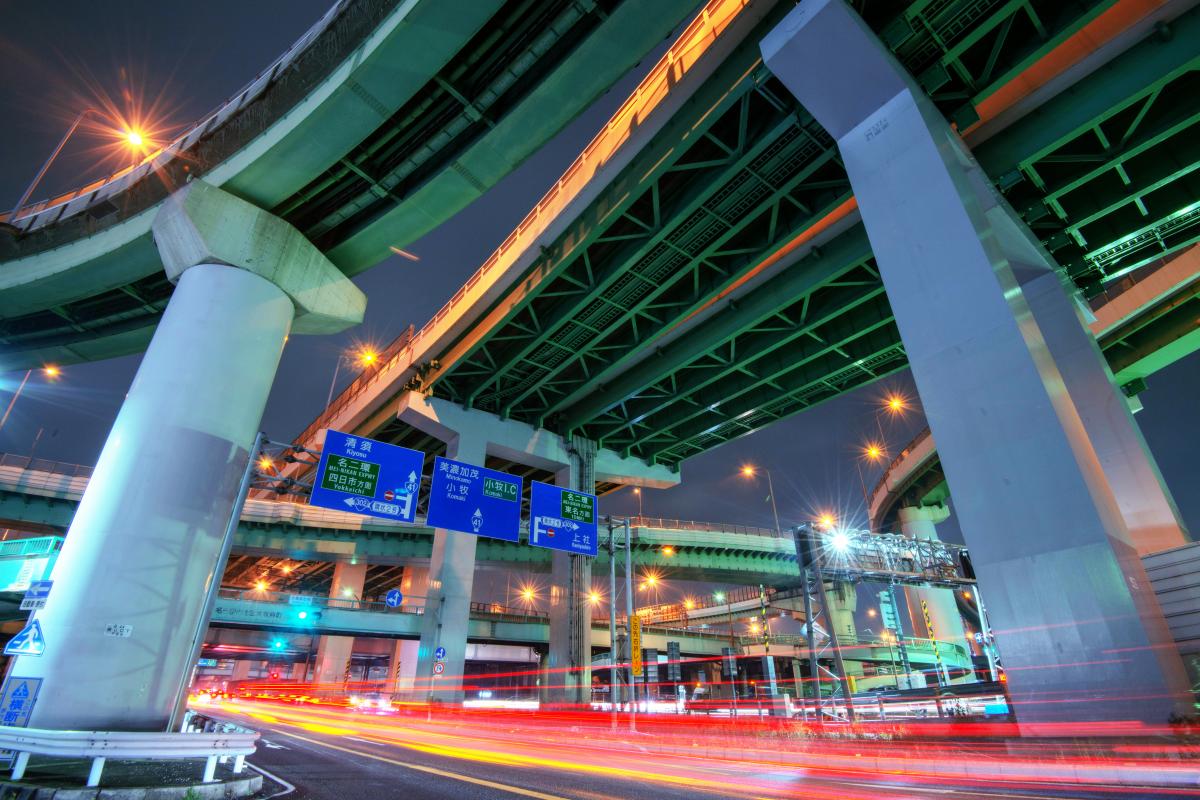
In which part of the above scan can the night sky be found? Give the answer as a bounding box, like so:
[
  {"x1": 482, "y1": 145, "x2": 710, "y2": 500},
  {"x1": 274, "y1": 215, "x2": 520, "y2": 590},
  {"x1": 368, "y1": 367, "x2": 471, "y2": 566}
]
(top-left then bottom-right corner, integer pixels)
[{"x1": 1, "y1": 0, "x2": 1198, "y2": 585}]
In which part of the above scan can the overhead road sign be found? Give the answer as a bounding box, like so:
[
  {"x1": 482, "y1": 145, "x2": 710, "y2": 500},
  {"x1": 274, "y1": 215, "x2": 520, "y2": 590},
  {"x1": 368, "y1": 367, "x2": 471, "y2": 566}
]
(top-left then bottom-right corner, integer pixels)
[
  {"x1": 427, "y1": 457, "x2": 521, "y2": 542},
  {"x1": 19, "y1": 580, "x2": 53, "y2": 611},
  {"x1": 4, "y1": 620, "x2": 46, "y2": 657},
  {"x1": 529, "y1": 482, "x2": 598, "y2": 556},
  {"x1": 310, "y1": 430, "x2": 424, "y2": 522}
]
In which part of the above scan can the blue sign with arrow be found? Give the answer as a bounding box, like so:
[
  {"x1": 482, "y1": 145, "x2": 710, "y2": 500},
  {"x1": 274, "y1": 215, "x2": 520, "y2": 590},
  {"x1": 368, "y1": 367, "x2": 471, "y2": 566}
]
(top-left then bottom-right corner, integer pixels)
[
  {"x1": 434, "y1": 646, "x2": 446, "y2": 661},
  {"x1": 384, "y1": 589, "x2": 403, "y2": 608},
  {"x1": 4, "y1": 620, "x2": 46, "y2": 657},
  {"x1": 426, "y1": 457, "x2": 522, "y2": 542},
  {"x1": 309, "y1": 430, "x2": 425, "y2": 523},
  {"x1": 529, "y1": 481, "x2": 598, "y2": 557}
]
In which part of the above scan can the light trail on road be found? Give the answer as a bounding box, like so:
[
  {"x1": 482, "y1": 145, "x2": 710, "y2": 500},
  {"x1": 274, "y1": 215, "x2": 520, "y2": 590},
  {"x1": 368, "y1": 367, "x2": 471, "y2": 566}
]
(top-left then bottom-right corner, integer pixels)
[{"x1": 205, "y1": 697, "x2": 1200, "y2": 800}]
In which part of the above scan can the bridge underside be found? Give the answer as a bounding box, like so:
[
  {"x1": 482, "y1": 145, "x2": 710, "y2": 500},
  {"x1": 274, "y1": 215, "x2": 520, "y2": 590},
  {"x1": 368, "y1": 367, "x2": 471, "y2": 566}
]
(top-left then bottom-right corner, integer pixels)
[{"x1": 405, "y1": 0, "x2": 1200, "y2": 470}]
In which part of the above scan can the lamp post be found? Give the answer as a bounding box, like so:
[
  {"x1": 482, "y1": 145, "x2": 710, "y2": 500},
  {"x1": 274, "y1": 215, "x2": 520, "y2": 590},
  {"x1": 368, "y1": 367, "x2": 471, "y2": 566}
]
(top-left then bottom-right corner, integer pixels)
[
  {"x1": 0, "y1": 366, "x2": 61, "y2": 434},
  {"x1": 740, "y1": 466, "x2": 782, "y2": 537},
  {"x1": 10, "y1": 109, "x2": 146, "y2": 220},
  {"x1": 633, "y1": 487, "x2": 643, "y2": 519},
  {"x1": 326, "y1": 347, "x2": 380, "y2": 406}
]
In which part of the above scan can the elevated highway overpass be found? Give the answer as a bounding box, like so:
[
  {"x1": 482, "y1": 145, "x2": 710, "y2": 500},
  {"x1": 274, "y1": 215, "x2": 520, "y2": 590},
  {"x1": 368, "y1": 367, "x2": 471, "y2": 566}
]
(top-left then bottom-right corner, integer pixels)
[
  {"x1": 5, "y1": 0, "x2": 1198, "y2": 728},
  {"x1": 0, "y1": 0, "x2": 700, "y2": 366},
  {"x1": 0, "y1": 452, "x2": 798, "y2": 582}
]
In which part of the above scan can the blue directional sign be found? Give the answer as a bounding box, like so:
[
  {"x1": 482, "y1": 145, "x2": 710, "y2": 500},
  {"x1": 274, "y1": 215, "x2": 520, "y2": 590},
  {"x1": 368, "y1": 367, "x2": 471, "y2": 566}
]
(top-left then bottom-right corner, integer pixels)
[
  {"x1": 426, "y1": 457, "x2": 521, "y2": 542},
  {"x1": 0, "y1": 677, "x2": 41, "y2": 728},
  {"x1": 19, "y1": 580, "x2": 53, "y2": 611},
  {"x1": 309, "y1": 430, "x2": 425, "y2": 522},
  {"x1": 4, "y1": 620, "x2": 45, "y2": 657},
  {"x1": 384, "y1": 589, "x2": 403, "y2": 608},
  {"x1": 529, "y1": 481, "x2": 598, "y2": 557},
  {"x1": 434, "y1": 646, "x2": 446, "y2": 661}
]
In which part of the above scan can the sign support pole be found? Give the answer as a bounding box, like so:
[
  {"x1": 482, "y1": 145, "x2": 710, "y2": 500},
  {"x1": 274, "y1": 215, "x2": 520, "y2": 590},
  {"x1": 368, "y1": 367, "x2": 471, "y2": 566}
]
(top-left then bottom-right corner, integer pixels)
[
  {"x1": 606, "y1": 517, "x2": 619, "y2": 729},
  {"x1": 623, "y1": 517, "x2": 637, "y2": 728},
  {"x1": 167, "y1": 430, "x2": 264, "y2": 732}
]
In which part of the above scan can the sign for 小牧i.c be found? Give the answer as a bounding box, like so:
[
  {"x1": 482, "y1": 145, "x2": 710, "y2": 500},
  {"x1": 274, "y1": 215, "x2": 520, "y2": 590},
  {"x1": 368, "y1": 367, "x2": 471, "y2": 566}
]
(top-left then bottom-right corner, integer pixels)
[
  {"x1": 426, "y1": 456, "x2": 522, "y2": 542},
  {"x1": 630, "y1": 615, "x2": 643, "y2": 674}
]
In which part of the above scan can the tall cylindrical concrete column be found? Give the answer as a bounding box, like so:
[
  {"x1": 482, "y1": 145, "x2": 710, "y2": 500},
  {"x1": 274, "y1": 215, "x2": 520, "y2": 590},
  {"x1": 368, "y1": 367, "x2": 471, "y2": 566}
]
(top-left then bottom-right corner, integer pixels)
[
  {"x1": 13, "y1": 264, "x2": 294, "y2": 731},
  {"x1": 314, "y1": 561, "x2": 367, "y2": 689},
  {"x1": 416, "y1": 436, "x2": 487, "y2": 704},
  {"x1": 825, "y1": 581, "x2": 862, "y2": 677},
  {"x1": 10, "y1": 180, "x2": 364, "y2": 732}
]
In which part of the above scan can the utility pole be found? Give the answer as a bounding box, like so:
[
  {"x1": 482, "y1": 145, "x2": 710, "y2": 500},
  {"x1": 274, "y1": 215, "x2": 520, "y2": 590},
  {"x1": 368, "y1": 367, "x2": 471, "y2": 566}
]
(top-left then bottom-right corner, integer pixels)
[
  {"x1": 623, "y1": 517, "x2": 637, "y2": 726},
  {"x1": 605, "y1": 517, "x2": 619, "y2": 729}
]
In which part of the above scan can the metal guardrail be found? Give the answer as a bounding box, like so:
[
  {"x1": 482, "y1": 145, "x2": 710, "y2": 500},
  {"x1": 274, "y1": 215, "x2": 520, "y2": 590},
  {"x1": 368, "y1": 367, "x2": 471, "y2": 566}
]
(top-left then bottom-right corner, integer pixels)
[
  {"x1": 217, "y1": 587, "x2": 426, "y2": 616},
  {"x1": 2, "y1": 2, "x2": 351, "y2": 230},
  {"x1": 0, "y1": 715, "x2": 258, "y2": 787},
  {"x1": 291, "y1": 0, "x2": 754, "y2": 451},
  {"x1": 630, "y1": 516, "x2": 781, "y2": 538},
  {"x1": 0, "y1": 453, "x2": 93, "y2": 479}
]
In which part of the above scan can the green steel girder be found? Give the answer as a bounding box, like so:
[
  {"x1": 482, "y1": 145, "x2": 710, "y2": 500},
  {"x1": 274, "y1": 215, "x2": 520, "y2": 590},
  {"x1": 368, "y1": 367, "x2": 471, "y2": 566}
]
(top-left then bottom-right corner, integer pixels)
[
  {"x1": 604, "y1": 302, "x2": 900, "y2": 461},
  {"x1": 657, "y1": 339, "x2": 909, "y2": 465},
  {"x1": 424, "y1": 20, "x2": 790, "y2": 407},
  {"x1": 491, "y1": 115, "x2": 837, "y2": 417},
  {"x1": 441, "y1": 74, "x2": 816, "y2": 412},
  {"x1": 556, "y1": 228, "x2": 876, "y2": 430},
  {"x1": 864, "y1": 0, "x2": 1115, "y2": 124},
  {"x1": 591, "y1": 262, "x2": 886, "y2": 444},
  {"x1": 501, "y1": 146, "x2": 852, "y2": 423}
]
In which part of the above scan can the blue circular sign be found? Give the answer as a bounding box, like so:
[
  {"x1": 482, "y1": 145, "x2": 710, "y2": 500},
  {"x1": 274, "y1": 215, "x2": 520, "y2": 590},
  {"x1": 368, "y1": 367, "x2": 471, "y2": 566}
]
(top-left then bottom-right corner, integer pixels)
[
  {"x1": 434, "y1": 646, "x2": 447, "y2": 661},
  {"x1": 385, "y1": 589, "x2": 403, "y2": 608}
]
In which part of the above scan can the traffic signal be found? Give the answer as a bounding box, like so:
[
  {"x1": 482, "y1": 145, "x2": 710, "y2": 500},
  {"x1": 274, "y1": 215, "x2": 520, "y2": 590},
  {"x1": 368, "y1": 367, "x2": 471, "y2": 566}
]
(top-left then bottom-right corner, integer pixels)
[{"x1": 269, "y1": 672, "x2": 280, "y2": 680}]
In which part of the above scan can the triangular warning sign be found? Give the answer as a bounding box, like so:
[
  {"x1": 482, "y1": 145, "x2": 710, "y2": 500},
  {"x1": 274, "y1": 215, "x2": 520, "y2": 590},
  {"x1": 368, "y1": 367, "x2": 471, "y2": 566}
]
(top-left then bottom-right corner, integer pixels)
[
  {"x1": 4, "y1": 620, "x2": 46, "y2": 657},
  {"x1": 11, "y1": 683, "x2": 29, "y2": 699}
]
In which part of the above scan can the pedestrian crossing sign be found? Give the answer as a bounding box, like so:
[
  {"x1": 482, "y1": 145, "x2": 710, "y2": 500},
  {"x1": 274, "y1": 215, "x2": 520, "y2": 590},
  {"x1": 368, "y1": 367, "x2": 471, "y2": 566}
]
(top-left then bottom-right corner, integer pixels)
[{"x1": 4, "y1": 620, "x2": 46, "y2": 657}]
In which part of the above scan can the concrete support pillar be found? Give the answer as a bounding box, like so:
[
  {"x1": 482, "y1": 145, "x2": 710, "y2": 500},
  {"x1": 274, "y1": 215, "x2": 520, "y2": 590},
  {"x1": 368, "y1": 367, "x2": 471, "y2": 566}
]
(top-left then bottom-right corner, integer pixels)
[
  {"x1": 401, "y1": 565, "x2": 429, "y2": 610},
  {"x1": 290, "y1": 662, "x2": 308, "y2": 682},
  {"x1": 416, "y1": 435, "x2": 487, "y2": 704},
  {"x1": 390, "y1": 639, "x2": 420, "y2": 695},
  {"x1": 762, "y1": 0, "x2": 1189, "y2": 723},
  {"x1": 545, "y1": 436, "x2": 596, "y2": 707},
  {"x1": 825, "y1": 581, "x2": 862, "y2": 676},
  {"x1": 314, "y1": 561, "x2": 366, "y2": 689},
  {"x1": 231, "y1": 660, "x2": 254, "y2": 682},
  {"x1": 898, "y1": 505, "x2": 968, "y2": 680},
  {"x1": 8, "y1": 181, "x2": 363, "y2": 731}
]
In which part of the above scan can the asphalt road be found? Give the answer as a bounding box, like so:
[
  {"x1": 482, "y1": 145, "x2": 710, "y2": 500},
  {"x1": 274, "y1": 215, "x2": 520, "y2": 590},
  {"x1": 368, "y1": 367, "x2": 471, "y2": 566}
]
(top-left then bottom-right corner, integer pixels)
[{"x1": 224, "y1": 703, "x2": 1185, "y2": 800}]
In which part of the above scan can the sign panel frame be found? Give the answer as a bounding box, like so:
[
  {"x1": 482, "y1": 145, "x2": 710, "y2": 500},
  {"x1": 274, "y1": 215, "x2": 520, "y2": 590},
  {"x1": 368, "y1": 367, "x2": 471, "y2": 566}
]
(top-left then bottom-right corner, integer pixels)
[
  {"x1": 528, "y1": 481, "x2": 598, "y2": 557},
  {"x1": 630, "y1": 616, "x2": 643, "y2": 674},
  {"x1": 310, "y1": 430, "x2": 425, "y2": 523},
  {"x1": 426, "y1": 457, "x2": 522, "y2": 542}
]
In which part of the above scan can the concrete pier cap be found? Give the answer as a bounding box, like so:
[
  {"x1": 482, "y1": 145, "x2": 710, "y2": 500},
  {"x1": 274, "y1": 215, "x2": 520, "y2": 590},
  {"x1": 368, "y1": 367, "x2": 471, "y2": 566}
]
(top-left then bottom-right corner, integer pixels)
[
  {"x1": 393, "y1": 392, "x2": 679, "y2": 489},
  {"x1": 153, "y1": 179, "x2": 366, "y2": 334}
]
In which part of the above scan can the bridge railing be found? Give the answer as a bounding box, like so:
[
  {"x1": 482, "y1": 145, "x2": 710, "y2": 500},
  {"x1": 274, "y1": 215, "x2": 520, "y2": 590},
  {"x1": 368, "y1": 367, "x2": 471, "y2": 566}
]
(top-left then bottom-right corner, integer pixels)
[
  {"x1": 216, "y1": 587, "x2": 427, "y2": 616},
  {"x1": 0, "y1": 452, "x2": 93, "y2": 479},
  {"x1": 631, "y1": 516, "x2": 782, "y2": 538},
  {"x1": 291, "y1": 0, "x2": 755, "y2": 450}
]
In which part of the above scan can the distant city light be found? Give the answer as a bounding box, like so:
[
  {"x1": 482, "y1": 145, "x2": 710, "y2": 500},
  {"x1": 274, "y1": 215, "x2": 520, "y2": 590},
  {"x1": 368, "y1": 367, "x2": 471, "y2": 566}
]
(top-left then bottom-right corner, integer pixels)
[
  {"x1": 684, "y1": 598, "x2": 695, "y2": 610},
  {"x1": 713, "y1": 591, "x2": 726, "y2": 603},
  {"x1": 342, "y1": 587, "x2": 355, "y2": 598},
  {"x1": 661, "y1": 546, "x2": 674, "y2": 557},
  {"x1": 258, "y1": 457, "x2": 274, "y2": 472}
]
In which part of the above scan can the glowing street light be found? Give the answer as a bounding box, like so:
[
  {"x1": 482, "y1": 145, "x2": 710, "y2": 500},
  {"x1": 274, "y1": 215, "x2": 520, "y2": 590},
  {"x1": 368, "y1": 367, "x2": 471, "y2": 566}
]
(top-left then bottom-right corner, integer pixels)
[
  {"x1": 684, "y1": 598, "x2": 695, "y2": 610},
  {"x1": 862, "y1": 441, "x2": 886, "y2": 462},
  {"x1": 739, "y1": 464, "x2": 782, "y2": 538},
  {"x1": 327, "y1": 345, "x2": 382, "y2": 405},
  {"x1": 125, "y1": 129, "x2": 144, "y2": 147},
  {"x1": 828, "y1": 529, "x2": 851, "y2": 553},
  {"x1": 884, "y1": 393, "x2": 907, "y2": 415},
  {"x1": 661, "y1": 545, "x2": 674, "y2": 557},
  {"x1": 817, "y1": 512, "x2": 836, "y2": 530},
  {"x1": 0, "y1": 365, "x2": 64, "y2": 434},
  {"x1": 258, "y1": 456, "x2": 274, "y2": 472},
  {"x1": 587, "y1": 590, "x2": 602, "y2": 605},
  {"x1": 254, "y1": 580, "x2": 269, "y2": 592}
]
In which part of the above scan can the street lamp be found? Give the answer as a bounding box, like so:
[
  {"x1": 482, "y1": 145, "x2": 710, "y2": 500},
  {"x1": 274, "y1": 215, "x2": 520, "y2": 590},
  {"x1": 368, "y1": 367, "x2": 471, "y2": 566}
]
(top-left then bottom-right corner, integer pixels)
[
  {"x1": 326, "y1": 346, "x2": 381, "y2": 406},
  {"x1": 883, "y1": 393, "x2": 908, "y2": 416},
  {"x1": 632, "y1": 487, "x2": 643, "y2": 518},
  {"x1": 0, "y1": 366, "x2": 62, "y2": 434},
  {"x1": 740, "y1": 465, "x2": 782, "y2": 537},
  {"x1": 10, "y1": 108, "x2": 149, "y2": 219}
]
